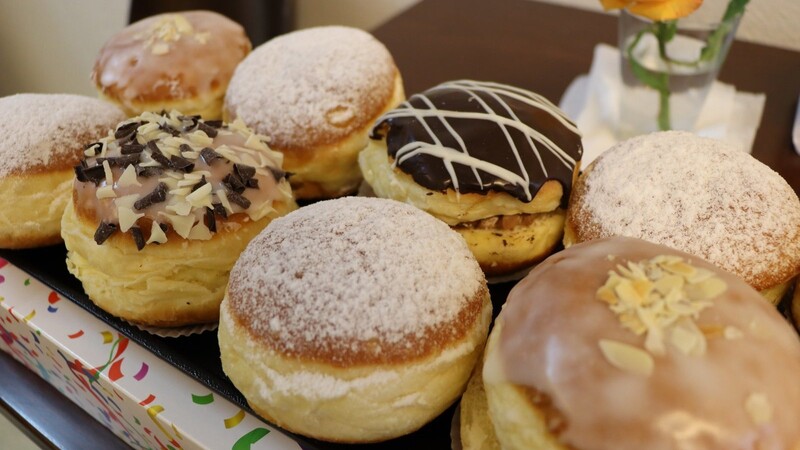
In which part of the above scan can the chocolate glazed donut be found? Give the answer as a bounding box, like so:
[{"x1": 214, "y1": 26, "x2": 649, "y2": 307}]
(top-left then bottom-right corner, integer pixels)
[
  {"x1": 373, "y1": 80, "x2": 582, "y2": 205},
  {"x1": 362, "y1": 80, "x2": 583, "y2": 280}
]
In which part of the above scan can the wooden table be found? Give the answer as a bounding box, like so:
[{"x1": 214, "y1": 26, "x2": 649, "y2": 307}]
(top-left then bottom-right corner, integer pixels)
[{"x1": 3, "y1": 1, "x2": 799, "y2": 448}]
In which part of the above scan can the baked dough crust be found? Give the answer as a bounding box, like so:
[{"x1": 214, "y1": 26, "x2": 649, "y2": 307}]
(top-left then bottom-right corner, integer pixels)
[
  {"x1": 62, "y1": 198, "x2": 295, "y2": 326},
  {"x1": 219, "y1": 291, "x2": 492, "y2": 443},
  {"x1": 0, "y1": 172, "x2": 73, "y2": 248},
  {"x1": 360, "y1": 140, "x2": 569, "y2": 276}
]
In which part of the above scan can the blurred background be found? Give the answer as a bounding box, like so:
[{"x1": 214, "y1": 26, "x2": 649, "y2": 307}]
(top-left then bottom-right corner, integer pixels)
[{"x1": 0, "y1": 0, "x2": 797, "y2": 97}]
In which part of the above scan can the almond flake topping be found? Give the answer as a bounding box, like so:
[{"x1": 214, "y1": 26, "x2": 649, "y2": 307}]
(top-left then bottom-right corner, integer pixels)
[
  {"x1": 598, "y1": 339, "x2": 654, "y2": 376},
  {"x1": 596, "y1": 255, "x2": 728, "y2": 359},
  {"x1": 745, "y1": 393, "x2": 772, "y2": 425},
  {"x1": 135, "y1": 14, "x2": 202, "y2": 55}
]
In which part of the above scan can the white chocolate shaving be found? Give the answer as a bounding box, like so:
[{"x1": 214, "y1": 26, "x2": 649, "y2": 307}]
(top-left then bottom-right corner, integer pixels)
[
  {"x1": 158, "y1": 212, "x2": 195, "y2": 239},
  {"x1": 116, "y1": 165, "x2": 141, "y2": 188},
  {"x1": 118, "y1": 206, "x2": 144, "y2": 232},
  {"x1": 185, "y1": 183, "x2": 213, "y2": 208},
  {"x1": 146, "y1": 221, "x2": 168, "y2": 244},
  {"x1": 102, "y1": 160, "x2": 114, "y2": 185},
  {"x1": 188, "y1": 222, "x2": 212, "y2": 240},
  {"x1": 96, "y1": 186, "x2": 117, "y2": 199}
]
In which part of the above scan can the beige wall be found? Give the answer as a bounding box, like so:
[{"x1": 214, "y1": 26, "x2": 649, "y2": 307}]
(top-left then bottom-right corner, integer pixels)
[
  {"x1": 0, "y1": 0, "x2": 128, "y2": 96},
  {"x1": 0, "y1": 0, "x2": 796, "y2": 96},
  {"x1": 535, "y1": 0, "x2": 800, "y2": 51}
]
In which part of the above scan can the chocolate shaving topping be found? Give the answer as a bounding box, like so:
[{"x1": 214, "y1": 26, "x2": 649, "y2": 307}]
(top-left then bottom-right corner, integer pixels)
[
  {"x1": 74, "y1": 164, "x2": 88, "y2": 182},
  {"x1": 130, "y1": 226, "x2": 145, "y2": 251},
  {"x1": 135, "y1": 165, "x2": 163, "y2": 177},
  {"x1": 234, "y1": 164, "x2": 256, "y2": 182},
  {"x1": 204, "y1": 120, "x2": 223, "y2": 128},
  {"x1": 178, "y1": 114, "x2": 201, "y2": 123},
  {"x1": 246, "y1": 178, "x2": 259, "y2": 189},
  {"x1": 159, "y1": 123, "x2": 181, "y2": 137},
  {"x1": 191, "y1": 176, "x2": 207, "y2": 193},
  {"x1": 94, "y1": 221, "x2": 117, "y2": 245},
  {"x1": 78, "y1": 164, "x2": 106, "y2": 185},
  {"x1": 205, "y1": 207, "x2": 216, "y2": 233},
  {"x1": 170, "y1": 155, "x2": 194, "y2": 173},
  {"x1": 197, "y1": 121, "x2": 218, "y2": 138},
  {"x1": 120, "y1": 143, "x2": 145, "y2": 155},
  {"x1": 267, "y1": 166, "x2": 286, "y2": 181},
  {"x1": 179, "y1": 143, "x2": 195, "y2": 155},
  {"x1": 84, "y1": 142, "x2": 103, "y2": 155},
  {"x1": 200, "y1": 147, "x2": 221, "y2": 164},
  {"x1": 147, "y1": 141, "x2": 171, "y2": 166},
  {"x1": 223, "y1": 172, "x2": 245, "y2": 194},
  {"x1": 97, "y1": 153, "x2": 141, "y2": 167},
  {"x1": 114, "y1": 121, "x2": 139, "y2": 140},
  {"x1": 226, "y1": 191, "x2": 251, "y2": 209},
  {"x1": 134, "y1": 182, "x2": 168, "y2": 210},
  {"x1": 212, "y1": 202, "x2": 228, "y2": 219}
]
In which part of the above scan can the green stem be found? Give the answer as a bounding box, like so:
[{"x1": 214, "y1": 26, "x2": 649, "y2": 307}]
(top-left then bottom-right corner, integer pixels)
[
  {"x1": 626, "y1": 24, "x2": 672, "y2": 130},
  {"x1": 658, "y1": 89, "x2": 671, "y2": 131}
]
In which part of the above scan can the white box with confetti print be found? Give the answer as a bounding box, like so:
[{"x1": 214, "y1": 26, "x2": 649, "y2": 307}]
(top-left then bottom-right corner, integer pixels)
[{"x1": 0, "y1": 257, "x2": 302, "y2": 450}]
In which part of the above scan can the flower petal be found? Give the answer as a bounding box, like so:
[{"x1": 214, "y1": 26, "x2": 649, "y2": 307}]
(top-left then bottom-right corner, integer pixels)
[
  {"x1": 628, "y1": 0, "x2": 703, "y2": 21},
  {"x1": 600, "y1": 0, "x2": 631, "y2": 10}
]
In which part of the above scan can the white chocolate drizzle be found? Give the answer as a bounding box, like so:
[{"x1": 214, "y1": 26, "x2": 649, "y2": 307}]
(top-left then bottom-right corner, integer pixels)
[{"x1": 377, "y1": 80, "x2": 581, "y2": 202}]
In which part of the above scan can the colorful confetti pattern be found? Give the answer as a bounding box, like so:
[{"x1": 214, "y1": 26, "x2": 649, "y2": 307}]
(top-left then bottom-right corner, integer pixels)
[{"x1": 0, "y1": 258, "x2": 300, "y2": 450}]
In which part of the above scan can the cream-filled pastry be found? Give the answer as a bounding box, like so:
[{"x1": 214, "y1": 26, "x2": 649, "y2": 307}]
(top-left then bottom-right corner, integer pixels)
[
  {"x1": 361, "y1": 80, "x2": 583, "y2": 279},
  {"x1": 62, "y1": 110, "x2": 296, "y2": 326}
]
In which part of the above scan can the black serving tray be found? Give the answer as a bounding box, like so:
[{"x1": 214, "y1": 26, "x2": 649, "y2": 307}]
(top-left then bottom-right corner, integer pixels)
[{"x1": 0, "y1": 245, "x2": 516, "y2": 450}]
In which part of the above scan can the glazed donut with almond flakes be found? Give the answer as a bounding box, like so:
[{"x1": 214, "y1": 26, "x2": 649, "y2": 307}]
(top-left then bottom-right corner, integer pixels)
[{"x1": 471, "y1": 236, "x2": 800, "y2": 450}]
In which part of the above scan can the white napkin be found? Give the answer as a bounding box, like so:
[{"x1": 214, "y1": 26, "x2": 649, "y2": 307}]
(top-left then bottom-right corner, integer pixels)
[{"x1": 559, "y1": 44, "x2": 766, "y2": 166}]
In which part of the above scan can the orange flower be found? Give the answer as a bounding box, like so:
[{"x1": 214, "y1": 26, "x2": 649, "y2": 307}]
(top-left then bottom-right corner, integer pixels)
[{"x1": 601, "y1": 0, "x2": 703, "y2": 21}]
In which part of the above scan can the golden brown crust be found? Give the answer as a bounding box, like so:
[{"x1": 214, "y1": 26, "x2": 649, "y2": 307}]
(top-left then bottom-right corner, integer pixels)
[
  {"x1": 219, "y1": 289, "x2": 493, "y2": 443},
  {"x1": 455, "y1": 211, "x2": 565, "y2": 278},
  {"x1": 229, "y1": 282, "x2": 490, "y2": 367},
  {"x1": 62, "y1": 198, "x2": 293, "y2": 326}
]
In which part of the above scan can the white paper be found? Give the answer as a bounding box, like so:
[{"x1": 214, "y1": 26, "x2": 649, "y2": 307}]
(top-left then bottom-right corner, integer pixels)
[{"x1": 560, "y1": 43, "x2": 766, "y2": 166}]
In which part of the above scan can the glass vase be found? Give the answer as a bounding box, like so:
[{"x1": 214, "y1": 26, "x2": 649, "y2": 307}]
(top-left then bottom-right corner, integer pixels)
[{"x1": 617, "y1": 0, "x2": 743, "y2": 138}]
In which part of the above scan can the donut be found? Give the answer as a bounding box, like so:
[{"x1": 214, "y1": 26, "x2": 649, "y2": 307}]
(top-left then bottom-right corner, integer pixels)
[
  {"x1": 565, "y1": 131, "x2": 800, "y2": 304},
  {"x1": 62, "y1": 110, "x2": 296, "y2": 326},
  {"x1": 0, "y1": 93, "x2": 125, "y2": 249},
  {"x1": 480, "y1": 236, "x2": 800, "y2": 449},
  {"x1": 360, "y1": 80, "x2": 583, "y2": 280},
  {"x1": 92, "y1": 11, "x2": 251, "y2": 119},
  {"x1": 458, "y1": 356, "x2": 501, "y2": 450},
  {"x1": 218, "y1": 197, "x2": 492, "y2": 442},
  {"x1": 224, "y1": 26, "x2": 404, "y2": 200}
]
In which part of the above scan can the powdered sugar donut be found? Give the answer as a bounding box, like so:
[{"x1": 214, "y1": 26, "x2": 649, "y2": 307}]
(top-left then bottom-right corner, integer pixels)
[
  {"x1": 0, "y1": 93, "x2": 125, "y2": 248},
  {"x1": 565, "y1": 131, "x2": 800, "y2": 304},
  {"x1": 92, "y1": 11, "x2": 251, "y2": 119},
  {"x1": 218, "y1": 197, "x2": 491, "y2": 442},
  {"x1": 224, "y1": 26, "x2": 404, "y2": 199}
]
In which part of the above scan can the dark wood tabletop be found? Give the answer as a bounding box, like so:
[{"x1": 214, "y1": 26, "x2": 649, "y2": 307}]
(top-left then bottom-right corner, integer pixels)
[{"x1": 2, "y1": 1, "x2": 799, "y2": 448}]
